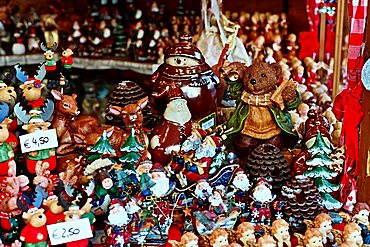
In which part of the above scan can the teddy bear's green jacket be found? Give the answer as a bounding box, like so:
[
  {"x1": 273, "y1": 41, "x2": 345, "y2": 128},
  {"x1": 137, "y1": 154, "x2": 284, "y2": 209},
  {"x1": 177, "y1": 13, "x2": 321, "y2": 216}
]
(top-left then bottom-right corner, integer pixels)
[{"x1": 225, "y1": 92, "x2": 301, "y2": 148}]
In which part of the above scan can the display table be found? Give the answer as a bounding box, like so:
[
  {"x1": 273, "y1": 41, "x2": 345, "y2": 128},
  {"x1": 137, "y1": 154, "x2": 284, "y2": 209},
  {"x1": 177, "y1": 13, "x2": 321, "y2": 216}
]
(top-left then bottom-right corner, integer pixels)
[{"x1": 0, "y1": 54, "x2": 160, "y2": 75}]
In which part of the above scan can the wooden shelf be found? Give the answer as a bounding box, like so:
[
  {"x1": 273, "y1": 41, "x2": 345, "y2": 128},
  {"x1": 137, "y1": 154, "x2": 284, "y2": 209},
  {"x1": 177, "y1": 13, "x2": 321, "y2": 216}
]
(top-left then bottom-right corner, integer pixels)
[{"x1": 0, "y1": 54, "x2": 160, "y2": 75}]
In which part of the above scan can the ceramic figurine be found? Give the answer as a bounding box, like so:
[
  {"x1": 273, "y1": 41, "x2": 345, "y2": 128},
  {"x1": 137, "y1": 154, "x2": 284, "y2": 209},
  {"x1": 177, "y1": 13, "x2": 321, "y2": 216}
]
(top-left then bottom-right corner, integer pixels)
[
  {"x1": 151, "y1": 33, "x2": 220, "y2": 122},
  {"x1": 41, "y1": 14, "x2": 59, "y2": 49},
  {"x1": 21, "y1": 116, "x2": 56, "y2": 174},
  {"x1": 43, "y1": 193, "x2": 66, "y2": 225},
  {"x1": 250, "y1": 178, "x2": 276, "y2": 225},
  {"x1": 0, "y1": 115, "x2": 15, "y2": 176},
  {"x1": 210, "y1": 228, "x2": 229, "y2": 247},
  {"x1": 257, "y1": 235, "x2": 276, "y2": 247},
  {"x1": 61, "y1": 47, "x2": 74, "y2": 69},
  {"x1": 342, "y1": 222, "x2": 362, "y2": 247},
  {"x1": 314, "y1": 213, "x2": 336, "y2": 246},
  {"x1": 303, "y1": 228, "x2": 324, "y2": 247},
  {"x1": 149, "y1": 88, "x2": 193, "y2": 165},
  {"x1": 169, "y1": 232, "x2": 199, "y2": 247},
  {"x1": 271, "y1": 219, "x2": 291, "y2": 247},
  {"x1": 340, "y1": 241, "x2": 357, "y2": 247},
  {"x1": 20, "y1": 207, "x2": 48, "y2": 247},
  {"x1": 12, "y1": 25, "x2": 26, "y2": 55},
  {"x1": 14, "y1": 64, "x2": 54, "y2": 123},
  {"x1": 231, "y1": 168, "x2": 251, "y2": 212},
  {"x1": 352, "y1": 202, "x2": 370, "y2": 244},
  {"x1": 27, "y1": 26, "x2": 40, "y2": 53},
  {"x1": 63, "y1": 205, "x2": 89, "y2": 247},
  {"x1": 149, "y1": 162, "x2": 172, "y2": 197},
  {"x1": 236, "y1": 222, "x2": 256, "y2": 246},
  {"x1": 225, "y1": 61, "x2": 300, "y2": 159},
  {"x1": 40, "y1": 42, "x2": 58, "y2": 71},
  {"x1": 284, "y1": 33, "x2": 298, "y2": 62},
  {"x1": 50, "y1": 89, "x2": 101, "y2": 155},
  {"x1": 32, "y1": 161, "x2": 58, "y2": 194},
  {"x1": 136, "y1": 157, "x2": 155, "y2": 197}
]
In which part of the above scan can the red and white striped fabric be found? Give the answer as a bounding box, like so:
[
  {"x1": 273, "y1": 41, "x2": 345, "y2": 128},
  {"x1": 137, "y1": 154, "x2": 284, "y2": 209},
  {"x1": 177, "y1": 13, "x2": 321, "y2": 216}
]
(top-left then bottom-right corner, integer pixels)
[
  {"x1": 333, "y1": 0, "x2": 368, "y2": 211},
  {"x1": 347, "y1": 0, "x2": 368, "y2": 88}
]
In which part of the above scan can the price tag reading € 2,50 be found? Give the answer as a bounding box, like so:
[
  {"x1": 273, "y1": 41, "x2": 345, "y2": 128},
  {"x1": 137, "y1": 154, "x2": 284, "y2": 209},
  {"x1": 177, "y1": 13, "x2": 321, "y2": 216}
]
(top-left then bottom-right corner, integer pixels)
[
  {"x1": 47, "y1": 218, "x2": 93, "y2": 245},
  {"x1": 19, "y1": 129, "x2": 58, "y2": 153}
]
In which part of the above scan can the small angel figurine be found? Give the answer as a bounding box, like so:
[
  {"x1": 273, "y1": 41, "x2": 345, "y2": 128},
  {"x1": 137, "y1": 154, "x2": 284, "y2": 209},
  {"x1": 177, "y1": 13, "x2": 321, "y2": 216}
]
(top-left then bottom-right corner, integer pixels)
[
  {"x1": 210, "y1": 228, "x2": 229, "y2": 247},
  {"x1": 169, "y1": 232, "x2": 199, "y2": 247},
  {"x1": 236, "y1": 222, "x2": 256, "y2": 246},
  {"x1": 352, "y1": 202, "x2": 370, "y2": 244},
  {"x1": 314, "y1": 213, "x2": 336, "y2": 246},
  {"x1": 271, "y1": 219, "x2": 291, "y2": 247},
  {"x1": 257, "y1": 235, "x2": 276, "y2": 247},
  {"x1": 343, "y1": 222, "x2": 363, "y2": 247},
  {"x1": 304, "y1": 228, "x2": 324, "y2": 247}
]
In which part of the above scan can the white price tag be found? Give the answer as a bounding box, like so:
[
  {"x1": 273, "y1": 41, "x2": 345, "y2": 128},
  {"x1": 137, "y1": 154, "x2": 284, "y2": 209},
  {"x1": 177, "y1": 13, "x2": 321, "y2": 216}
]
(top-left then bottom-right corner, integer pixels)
[
  {"x1": 19, "y1": 129, "x2": 58, "y2": 153},
  {"x1": 47, "y1": 218, "x2": 93, "y2": 245}
]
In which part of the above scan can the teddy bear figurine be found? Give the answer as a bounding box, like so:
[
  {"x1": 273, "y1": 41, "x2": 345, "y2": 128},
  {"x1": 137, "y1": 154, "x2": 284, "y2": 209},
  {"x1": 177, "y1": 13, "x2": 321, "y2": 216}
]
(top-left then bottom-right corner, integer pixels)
[{"x1": 224, "y1": 61, "x2": 301, "y2": 159}]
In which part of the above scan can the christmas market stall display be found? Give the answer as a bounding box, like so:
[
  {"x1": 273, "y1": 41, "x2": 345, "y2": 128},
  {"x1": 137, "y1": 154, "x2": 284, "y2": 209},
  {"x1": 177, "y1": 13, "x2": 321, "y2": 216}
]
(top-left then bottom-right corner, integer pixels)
[{"x1": 0, "y1": 0, "x2": 369, "y2": 246}]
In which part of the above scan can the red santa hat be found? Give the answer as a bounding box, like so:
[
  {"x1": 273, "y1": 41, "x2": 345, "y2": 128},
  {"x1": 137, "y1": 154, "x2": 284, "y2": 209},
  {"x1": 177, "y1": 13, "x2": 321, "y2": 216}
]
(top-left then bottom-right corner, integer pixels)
[
  {"x1": 138, "y1": 155, "x2": 153, "y2": 165},
  {"x1": 205, "y1": 135, "x2": 222, "y2": 148},
  {"x1": 110, "y1": 199, "x2": 122, "y2": 207},
  {"x1": 150, "y1": 162, "x2": 164, "y2": 173},
  {"x1": 194, "y1": 128, "x2": 207, "y2": 139},
  {"x1": 235, "y1": 167, "x2": 245, "y2": 174},
  {"x1": 256, "y1": 177, "x2": 272, "y2": 188}
]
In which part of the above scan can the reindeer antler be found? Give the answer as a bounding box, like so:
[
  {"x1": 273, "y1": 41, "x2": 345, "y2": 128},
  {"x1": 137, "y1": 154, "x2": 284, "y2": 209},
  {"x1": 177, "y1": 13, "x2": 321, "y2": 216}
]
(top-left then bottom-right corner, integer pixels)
[
  {"x1": 40, "y1": 42, "x2": 48, "y2": 52},
  {"x1": 34, "y1": 63, "x2": 46, "y2": 81},
  {"x1": 51, "y1": 42, "x2": 58, "y2": 51},
  {"x1": 14, "y1": 64, "x2": 28, "y2": 83}
]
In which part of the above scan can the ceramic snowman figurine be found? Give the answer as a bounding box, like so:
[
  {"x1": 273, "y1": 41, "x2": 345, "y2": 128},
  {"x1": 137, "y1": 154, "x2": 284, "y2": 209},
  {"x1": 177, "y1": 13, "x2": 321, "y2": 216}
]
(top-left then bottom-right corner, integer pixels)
[{"x1": 151, "y1": 33, "x2": 220, "y2": 125}]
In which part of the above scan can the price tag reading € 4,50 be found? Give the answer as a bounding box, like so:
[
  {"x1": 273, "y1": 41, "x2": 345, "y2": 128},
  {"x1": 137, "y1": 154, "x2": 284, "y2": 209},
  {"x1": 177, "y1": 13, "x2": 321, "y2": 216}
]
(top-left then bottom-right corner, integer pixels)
[
  {"x1": 19, "y1": 129, "x2": 59, "y2": 153},
  {"x1": 47, "y1": 218, "x2": 93, "y2": 245}
]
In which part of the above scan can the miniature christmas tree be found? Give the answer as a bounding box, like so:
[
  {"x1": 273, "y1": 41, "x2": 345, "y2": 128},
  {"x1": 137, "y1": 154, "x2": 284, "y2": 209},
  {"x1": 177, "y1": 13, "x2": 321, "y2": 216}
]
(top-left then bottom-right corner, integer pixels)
[
  {"x1": 91, "y1": 130, "x2": 116, "y2": 154},
  {"x1": 119, "y1": 128, "x2": 145, "y2": 165},
  {"x1": 303, "y1": 131, "x2": 342, "y2": 210},
  {"x1": 88, "y1": 130, "x2": 116, "y2": 162}
]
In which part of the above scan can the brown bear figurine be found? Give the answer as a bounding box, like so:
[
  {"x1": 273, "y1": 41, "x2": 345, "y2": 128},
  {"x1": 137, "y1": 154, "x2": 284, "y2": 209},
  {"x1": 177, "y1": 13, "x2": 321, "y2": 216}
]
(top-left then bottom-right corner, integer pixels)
[{"x1": 224, "y1": 61, "x2": 301, "y2": 160}]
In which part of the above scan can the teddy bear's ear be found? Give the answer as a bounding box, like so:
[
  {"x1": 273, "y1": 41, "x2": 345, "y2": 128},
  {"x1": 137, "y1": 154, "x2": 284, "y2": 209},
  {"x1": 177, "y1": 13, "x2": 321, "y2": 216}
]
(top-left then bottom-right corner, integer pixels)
[{"x1": 271, "y1": 63, "x2": 282, "y2": 77}]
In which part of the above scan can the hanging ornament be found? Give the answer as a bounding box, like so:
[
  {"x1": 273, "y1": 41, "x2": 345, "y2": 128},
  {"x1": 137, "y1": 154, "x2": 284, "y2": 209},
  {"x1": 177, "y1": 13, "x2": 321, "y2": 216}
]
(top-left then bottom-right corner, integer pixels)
[{"x1": 362, "y1": 59, "x2": 370, "y2": 90}]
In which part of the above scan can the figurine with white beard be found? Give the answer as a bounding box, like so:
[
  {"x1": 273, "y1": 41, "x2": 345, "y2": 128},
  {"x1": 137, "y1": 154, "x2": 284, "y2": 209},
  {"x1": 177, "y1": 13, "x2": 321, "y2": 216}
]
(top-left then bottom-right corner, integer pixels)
[
  {"x1": 209, "y1": 190, "x2": 228, "y2": 216},
  {"x1": 231, "y1": 168, "x2": 252, "y2": 211},
  {"x1": 193, "y1": 180, "x2": 213, "y2": 211},
  {"x1": 150, "y1": 87, "x2": 193, "y2": 165},
  {"x1": 107, "y1": 199, "x2": 129, "y2": 227},
  {"x1": 250, "y1": 178, "x2": 276, "y2": 225},
  {"x1": 149, "y1": 163, "x2": 171, "y2": 198}
]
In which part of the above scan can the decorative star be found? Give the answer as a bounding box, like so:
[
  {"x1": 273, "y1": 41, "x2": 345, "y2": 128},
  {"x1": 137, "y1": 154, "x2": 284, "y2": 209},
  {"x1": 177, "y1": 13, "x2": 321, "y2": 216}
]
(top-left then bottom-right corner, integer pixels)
[
  {"x1": 252, "y1": 209, "x2": 260, "y2": 219},
  {"x1": 275, "y1": 212, "x2": 284, "y2": 219},
  {"x1": 113, "y1": 164, "x2": 123, "y2": 170},
  {"x1": 115, "y1": 235, "x2": 125, "y2": 246},
  {"x1": 183, "y1": 207, "x2": 192, "y2": 217}
]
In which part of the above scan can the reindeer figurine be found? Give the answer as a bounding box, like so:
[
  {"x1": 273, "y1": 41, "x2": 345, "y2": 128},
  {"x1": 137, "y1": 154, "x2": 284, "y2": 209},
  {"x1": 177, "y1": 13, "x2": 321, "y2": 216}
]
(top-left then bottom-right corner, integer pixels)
[
  {"x1": 40, "y1": 42, "x2": 58, "y2": 71},
  {"x1": 13, "y1": 63, "x2": 54, "y2": 124},
  {"x1": 69, "y1": 96, "x2": 150, "y2": 157},
  {"x1": 51, "y1": 89, "x2": 101, "y2": 155}
]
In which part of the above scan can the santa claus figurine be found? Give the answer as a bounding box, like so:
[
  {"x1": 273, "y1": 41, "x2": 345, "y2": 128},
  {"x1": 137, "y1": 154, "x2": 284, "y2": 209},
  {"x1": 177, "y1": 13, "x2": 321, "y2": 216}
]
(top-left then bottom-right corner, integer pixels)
[
  {"x1": 150, "y1": 86, "x2": 193, "y2": 165},
  {"x1": 250, "y1": 178, "x2": 276, "y2": 225},
  {"x1": 107, "y1": 199, "x2": 129, "y2": 227},
  {"x1": 231, "y1": 168, "x2": 251, "y2": 212},
  {"x1": 149, "y1": 162, "x2": 172, "y2": 197}
]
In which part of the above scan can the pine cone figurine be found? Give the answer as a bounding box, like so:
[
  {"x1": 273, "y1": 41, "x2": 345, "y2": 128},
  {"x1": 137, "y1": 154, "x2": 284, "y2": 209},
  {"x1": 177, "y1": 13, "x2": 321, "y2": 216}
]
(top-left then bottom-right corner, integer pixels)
[
  {"x1": 105, "y1": 81, "x2": 155, "y2": 128},
  {"x1": 244, "y1": 144, "x2": 291, "y2": 192},
  {"x1": 282, "y1": 175, "x2": 322, "y2": 233}
]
